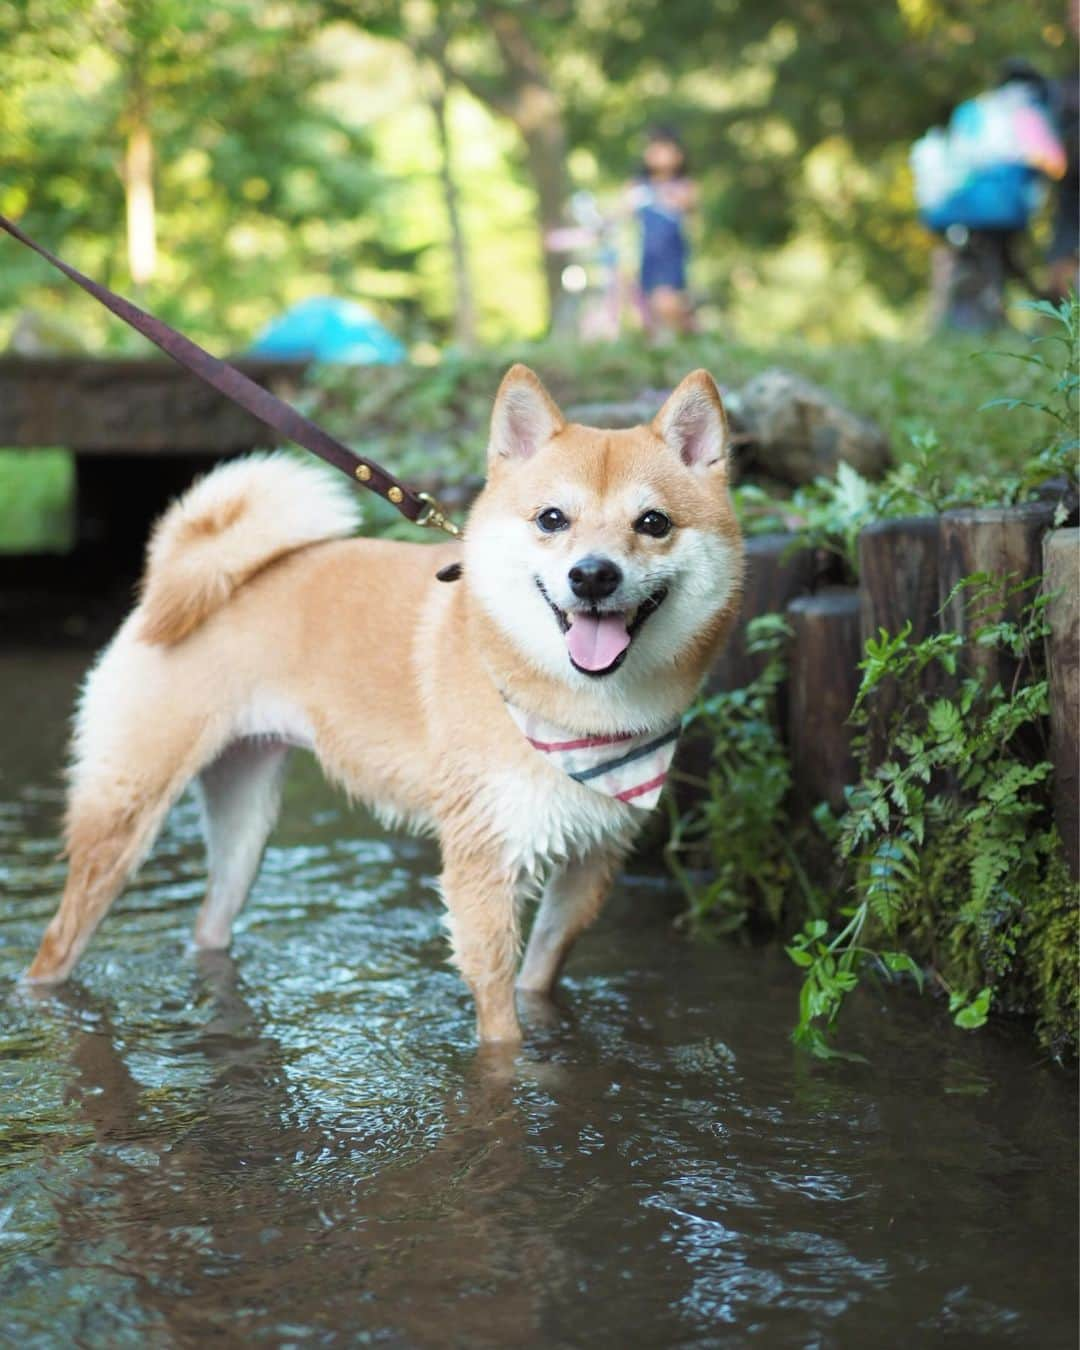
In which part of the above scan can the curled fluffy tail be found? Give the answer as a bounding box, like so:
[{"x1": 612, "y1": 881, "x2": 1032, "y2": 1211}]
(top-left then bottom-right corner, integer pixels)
[{"x1": 138, "y1": 453, "x2": 360, "y2": 645}]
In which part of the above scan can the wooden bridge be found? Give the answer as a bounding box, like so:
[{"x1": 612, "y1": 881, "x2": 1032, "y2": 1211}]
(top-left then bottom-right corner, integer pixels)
[{"x1": 0, "y1": 356, "x2": 307, "y2": 566}]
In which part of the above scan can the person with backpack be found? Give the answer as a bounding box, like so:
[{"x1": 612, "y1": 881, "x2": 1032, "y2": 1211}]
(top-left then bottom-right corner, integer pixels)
[{"x1": 912, "y1": 61, "x2": 1067, "y2": 330}]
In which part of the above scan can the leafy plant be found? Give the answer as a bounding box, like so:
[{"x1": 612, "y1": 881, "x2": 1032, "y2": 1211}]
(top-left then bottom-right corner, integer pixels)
[
  {"x1": 666, "y1": 615, "x2": 821, "y2": 934},
  {"x1": 979, "y1": 295, "x2": 1080, "y2": 506},
  {"x1": 733, "y1": 297, "x2": 1079, "y2": 567},
  {"x1": 672, "y1": 299, "x2": 1078, "y2": 1060},
  {"x1": 788, "y1": 575, "x2": 1078, "y2": 1060}
]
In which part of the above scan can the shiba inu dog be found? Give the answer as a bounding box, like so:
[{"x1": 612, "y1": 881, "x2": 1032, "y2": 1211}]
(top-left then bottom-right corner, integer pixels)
[{"x1": 27, "y1": 365, "x2": 743, "y2": 1043}]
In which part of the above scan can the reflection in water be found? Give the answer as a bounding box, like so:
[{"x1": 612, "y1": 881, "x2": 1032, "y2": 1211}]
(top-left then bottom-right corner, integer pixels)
[
  {"x1": 0, "y1": 645, "x2": 1077, "y2": 1348},
  {"x1": 29, "y1": 960, "x2": 561, "y2": 1347}
]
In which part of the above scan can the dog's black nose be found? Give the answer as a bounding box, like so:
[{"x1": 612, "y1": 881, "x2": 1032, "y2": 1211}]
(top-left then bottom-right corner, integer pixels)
[{"x1": 568, "y1": 555, "x2": 622, "y2": 601}]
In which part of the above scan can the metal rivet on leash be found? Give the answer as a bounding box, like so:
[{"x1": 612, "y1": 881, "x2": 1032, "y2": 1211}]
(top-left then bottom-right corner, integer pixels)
[{"x1": 355, "y1": 464, "x2": 372, "y2": 482}]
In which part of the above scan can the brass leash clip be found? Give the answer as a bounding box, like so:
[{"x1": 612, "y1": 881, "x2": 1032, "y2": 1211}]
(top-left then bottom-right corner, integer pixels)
[{"x1": 414, "y1": 491, "x2": 462, "y2": 538}]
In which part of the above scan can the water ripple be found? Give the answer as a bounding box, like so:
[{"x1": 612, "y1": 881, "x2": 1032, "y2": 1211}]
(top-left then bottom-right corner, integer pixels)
[{"x1": 0, "y1": 648, "x2": 1076, "y2": 1347}]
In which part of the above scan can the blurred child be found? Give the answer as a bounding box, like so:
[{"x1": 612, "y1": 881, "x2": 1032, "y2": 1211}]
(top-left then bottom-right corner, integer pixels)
[{"x1": 626, "y1": 127, "x2": 697, "y2": 335}]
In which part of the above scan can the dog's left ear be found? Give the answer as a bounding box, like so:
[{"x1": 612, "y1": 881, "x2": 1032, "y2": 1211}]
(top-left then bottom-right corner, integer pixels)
[
  {"x1": 653, "y1": 370, "x2": 729, "y2": 474},
  {"x1": 489, "y1": 364, "x2": 566, "y2": 463}
]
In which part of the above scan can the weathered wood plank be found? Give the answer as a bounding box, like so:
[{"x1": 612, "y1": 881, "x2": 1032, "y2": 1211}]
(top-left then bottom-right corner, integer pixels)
[
  {"x1": 671, "y1": 532, "x2": 813, "y2": 815},
  {"x1": 1043, "y1": 528, "x2": 1079, "y2": 878},
  {"x1": 709, "y1": 532, "x2": 814, "y2": 692},
  {"x1": 0, "y1": 357, "x2": 307, "y2": 452},
  {"x1": 938, "y1": 503, "x2": 1055, "y2": 687},
  {"x1": 859, "y1": 515, "x2": 940, "y2": 646},
  {"x1": 787, "y1": 588, "x2": 862, "y2": 813},
  {"x1": 858, "y1": 515, "x2": 940, "y2": 761}
]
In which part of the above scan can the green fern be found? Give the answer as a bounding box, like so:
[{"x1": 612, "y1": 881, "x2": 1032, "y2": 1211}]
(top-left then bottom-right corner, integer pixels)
[{"x1": 790, "y1": 576, "x2": 1077, "y2": 1059}]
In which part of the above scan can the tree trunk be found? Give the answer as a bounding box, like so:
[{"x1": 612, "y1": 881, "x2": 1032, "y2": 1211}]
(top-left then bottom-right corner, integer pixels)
[
  {"x1": 520, "y1": 117, "x2": 571, "y2": 331},
  {"x1": 413, "y1": 8, "x2": 571, "y2": 331},
  {"x1": 428, "y1": 83, "x2": 477, "y2": 348},
  {"x1": 484, "y1": 9, "x2": 569, "y2": 330},
  {"x1": 124, "y1": 95, "x2": 156, "y2": 287}
]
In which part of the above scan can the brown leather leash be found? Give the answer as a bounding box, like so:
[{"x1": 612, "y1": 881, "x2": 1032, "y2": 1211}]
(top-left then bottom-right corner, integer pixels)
[{"x1": 0, "y1": 212, "x2": 461, "y2": 537}]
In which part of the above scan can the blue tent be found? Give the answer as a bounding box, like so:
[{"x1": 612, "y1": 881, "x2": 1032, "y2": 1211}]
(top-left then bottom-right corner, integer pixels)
[{"x1": 250, "y1": 296, "x2": 406, "y2": 364}]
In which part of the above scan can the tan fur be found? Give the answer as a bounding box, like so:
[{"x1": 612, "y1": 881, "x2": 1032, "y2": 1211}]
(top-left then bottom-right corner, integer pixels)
[
  {"x1": 138, "y1": 453, "x2": 360, "y2": 644},
  {"x1": 28, "y1": 368, "x2": 743, "y2": 1045}
]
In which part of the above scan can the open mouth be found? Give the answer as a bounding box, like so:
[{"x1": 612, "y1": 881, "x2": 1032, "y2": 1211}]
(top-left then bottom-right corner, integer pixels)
[{"x1": 535, "y1": 579, "x2": 669, "y2": 677}]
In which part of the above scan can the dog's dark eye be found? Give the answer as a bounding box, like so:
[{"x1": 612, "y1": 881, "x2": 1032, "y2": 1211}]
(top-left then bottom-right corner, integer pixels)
[
  {"x1": 634, "y1": 510, "x2": 672, "y2": 538},
  {"x1": 536, "y1": 507, "x2": 569, "y2": 533}
]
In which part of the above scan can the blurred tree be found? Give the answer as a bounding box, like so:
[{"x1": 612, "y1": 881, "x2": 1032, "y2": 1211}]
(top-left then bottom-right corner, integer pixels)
[
  {"x1": 405, "y1": 21, "x2": 478, "y2": 347},
  {"x1": 433, "y1": 3, "x2": 570, "y2": 324},
  {"x1": 337, "y1": 0, "x2": 1071, "y2": 335},
  {"x1": 0, "y1": 0, "x2": 409, "y2": 347},
  {"x1": 1, "y1": 0, "x2": 1072, "y2": 346},
  {"x1": 332, "y1": 0, "x2": 572, "y2": 327},
  {"x1": 564, "y1": 0, "x2": 1071, "y2": 324}
]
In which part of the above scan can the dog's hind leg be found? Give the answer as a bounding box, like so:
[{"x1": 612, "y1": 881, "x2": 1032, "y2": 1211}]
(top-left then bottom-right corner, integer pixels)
[
  {"x1": 26, "y1": 633, "x2": 226, "y2": 984},
  {"x1": 193, "y1": 739, "x2": 289, "y2": 950},
  {"x1": 517, "y1": 848, "x2": 621, "y2": 996},
  {"x1": 26, "y1": 744, "x2": 209, "y2": 984}
]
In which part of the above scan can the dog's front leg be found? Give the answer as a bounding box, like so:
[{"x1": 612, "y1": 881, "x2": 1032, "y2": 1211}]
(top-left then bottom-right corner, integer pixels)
[
  {"x1": 440, "y1": 846, "x2": 522, "y2": 1045},
  {"x1": 517, "y1": 847, "x2": 622, "y2": 997}
]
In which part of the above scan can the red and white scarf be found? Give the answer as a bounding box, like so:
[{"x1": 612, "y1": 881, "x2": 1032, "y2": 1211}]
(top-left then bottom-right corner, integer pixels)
[{"x1": 505, "y1": 703, "x2": 682, "y2": 811}]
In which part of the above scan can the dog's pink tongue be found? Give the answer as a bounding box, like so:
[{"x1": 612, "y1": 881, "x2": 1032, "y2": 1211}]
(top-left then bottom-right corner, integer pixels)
[{"x1": 566, "y1": 611, "x2": 631, "y2": 671}]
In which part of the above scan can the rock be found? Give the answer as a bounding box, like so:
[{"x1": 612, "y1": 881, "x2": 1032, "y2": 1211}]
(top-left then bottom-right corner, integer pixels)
[
  {"x1": 729, "y1": 367, "x2": 890, "y2": 485},
  {"x1": 564, "y1": 395, "x2": 668, "y2": 428}
]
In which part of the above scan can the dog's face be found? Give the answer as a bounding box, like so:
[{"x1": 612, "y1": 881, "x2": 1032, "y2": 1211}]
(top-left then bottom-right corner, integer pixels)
[{"x1": 465, "y1": 366, "x2": 742, "y2": 698}]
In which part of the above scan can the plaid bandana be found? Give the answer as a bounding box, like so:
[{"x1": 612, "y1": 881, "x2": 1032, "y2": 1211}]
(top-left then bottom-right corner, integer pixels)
[{"x1": 504, "y1": 702, "x2": 682, "y2": 810}]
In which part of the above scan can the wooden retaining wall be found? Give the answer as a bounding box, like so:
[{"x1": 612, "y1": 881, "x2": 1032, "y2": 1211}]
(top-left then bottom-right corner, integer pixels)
[{"x1": 695, "y1": 509, "x2": 1079, "y2": 876}]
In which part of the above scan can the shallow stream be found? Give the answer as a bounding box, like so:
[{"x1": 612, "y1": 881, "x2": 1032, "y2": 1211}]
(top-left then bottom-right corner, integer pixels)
[{"x1": 1, "y1": 645, "x2": 1076, "y2": 1348}]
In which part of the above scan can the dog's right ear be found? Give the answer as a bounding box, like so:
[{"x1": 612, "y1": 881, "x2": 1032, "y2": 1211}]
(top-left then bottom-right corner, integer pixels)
[{"x1": 489, "y1": 364, "x2": 565, "y2": 463}]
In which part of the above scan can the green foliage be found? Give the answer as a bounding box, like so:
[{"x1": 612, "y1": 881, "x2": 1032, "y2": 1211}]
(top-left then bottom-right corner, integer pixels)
[
  {"x1": 0, "y1": 0, "x2": 415, "y2": 349},
  {"x1": 306, "y1": 323, "x2": 1061, "y2": 523},
  {"x1": 1, "y1": 1, "x2": 1072, "y2": 346},
  {"x1": 671, "y1": 297, "x2": 1078, "y2": 1061},
  {"x1": 979, "y1": 296, "x2": 1080, "y2": 503},
  {"x1": 665, "y1": 615, "x2": 816, "y2": 933},
  {"x1": 734, "y1": 297, "x2": 1080, "y2": 573},
  {"x1": 569, "y1": 0, "x2": 1071, "y2": 335},
  {"x1": 0, "y1": 321, "x2": 1064, "y2": 551},
  {"x1": 787, "y1": 576, "x2": 1078, "y2": 1061},
  {"x1": 0, "y1": 450, "x2": 72, "y2": 553}
]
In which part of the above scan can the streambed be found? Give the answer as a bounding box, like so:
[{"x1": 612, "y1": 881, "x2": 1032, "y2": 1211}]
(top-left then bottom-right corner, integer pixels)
[{"x1": 1, "y1": 644, "x2": 1076, "y2": 1348}]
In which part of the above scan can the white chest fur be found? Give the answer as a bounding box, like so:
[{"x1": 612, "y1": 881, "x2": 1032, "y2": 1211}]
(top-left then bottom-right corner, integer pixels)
[{"x1": 476, "y1": 759, "x2": 645, "y2": 877}]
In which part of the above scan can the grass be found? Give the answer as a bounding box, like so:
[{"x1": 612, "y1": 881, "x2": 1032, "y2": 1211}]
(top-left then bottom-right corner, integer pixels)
[
  {"x1": 309, "y1": 329, "x2": 1060, "y2": 481},
  {"x1": 0, "y1": 450, "x2": 72, "y2": 552},
  {"x1": 0, "y1": 327, "x2": 1061, "y2": 550}
]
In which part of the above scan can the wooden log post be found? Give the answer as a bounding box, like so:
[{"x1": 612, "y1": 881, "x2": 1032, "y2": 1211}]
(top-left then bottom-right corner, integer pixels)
[
  {"x1": 938, "y1": 503, "x2": 1055, "y2": 687},
  {"x1": 858, "y1": 516, "x2": 940, "y2": 762},
  {"x1": 669, "y1": 532, "x2": 813, "y2": 822},
  {"x1": 859, "y1": 515, "x2": 941, "y2": 645},
  {"x1": 787, "y1": 589, "x2": 862, "y2": 814},
  {"x1": 1043, "y1": 528, "x2": 1079, "y2": 878},
  {"x1": 709, "y1": 532, "x2": 814, "y2": 692}
]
